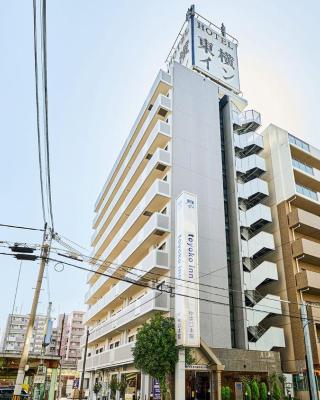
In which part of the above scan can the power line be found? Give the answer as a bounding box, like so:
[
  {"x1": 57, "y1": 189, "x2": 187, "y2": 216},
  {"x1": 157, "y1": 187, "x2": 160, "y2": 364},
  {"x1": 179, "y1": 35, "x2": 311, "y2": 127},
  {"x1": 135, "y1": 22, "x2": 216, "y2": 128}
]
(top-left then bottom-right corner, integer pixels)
[
  {"x1": 0, "y1": 223, "x2": 44, "y2": 232},
  {"x1": 45, "y1": 255, "x2": 320, "y2": 326},
  {"x1": 41, "y1": 0, "x2": 54, "y2": 230},
  {"x1": 32, "y1": 0, "x2": 46, "y2": 225}
]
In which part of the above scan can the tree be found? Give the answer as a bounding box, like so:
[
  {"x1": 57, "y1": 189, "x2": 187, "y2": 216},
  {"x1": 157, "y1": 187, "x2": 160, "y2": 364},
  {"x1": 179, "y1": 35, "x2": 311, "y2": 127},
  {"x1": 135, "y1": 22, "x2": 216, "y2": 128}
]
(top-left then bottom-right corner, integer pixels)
[
  {"x1": 251, "y1": 380, "x2": 260, "y2": 400},
  {"x1": 260, "y1": 382, "x2": 267, "y2": 400},
  {"x1": 109, "y1": 376, "x2": 118, "y2": 400},
  {"x1": 133, "y1": 314, "x2": 178, "y2": 399},
  {"x1": 93, "y1": 382, "x2": 102, "y2": 396}
]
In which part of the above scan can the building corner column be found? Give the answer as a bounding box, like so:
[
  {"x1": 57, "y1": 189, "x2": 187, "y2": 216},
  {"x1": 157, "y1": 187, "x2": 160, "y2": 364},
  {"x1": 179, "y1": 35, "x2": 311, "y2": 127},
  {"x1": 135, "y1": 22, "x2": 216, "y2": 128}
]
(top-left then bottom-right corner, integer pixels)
[
  {"x1": 214, "y1": 368, "x2": 223, "y2": 400},
  {"x1": 175, "y1": 348, "x2": 185, "y2": 400}
]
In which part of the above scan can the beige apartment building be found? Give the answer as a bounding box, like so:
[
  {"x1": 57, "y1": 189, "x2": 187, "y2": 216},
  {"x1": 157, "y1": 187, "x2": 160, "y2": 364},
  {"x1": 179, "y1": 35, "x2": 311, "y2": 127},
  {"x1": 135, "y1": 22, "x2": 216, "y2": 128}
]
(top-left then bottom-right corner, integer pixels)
[{"x1": 263, "y1": 125, "x2": 320, "y2": 393}]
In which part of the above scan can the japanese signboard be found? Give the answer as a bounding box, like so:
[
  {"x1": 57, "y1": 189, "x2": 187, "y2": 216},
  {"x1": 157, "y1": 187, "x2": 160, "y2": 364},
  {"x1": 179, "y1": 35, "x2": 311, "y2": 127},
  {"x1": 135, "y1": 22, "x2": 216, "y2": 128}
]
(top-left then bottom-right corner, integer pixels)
[
  {"x1": 175, "y1": 192, "x2": 200, "y2": 347},
  {"x1": 168, "y1": 14, "x2": 240, "y2": 93}
]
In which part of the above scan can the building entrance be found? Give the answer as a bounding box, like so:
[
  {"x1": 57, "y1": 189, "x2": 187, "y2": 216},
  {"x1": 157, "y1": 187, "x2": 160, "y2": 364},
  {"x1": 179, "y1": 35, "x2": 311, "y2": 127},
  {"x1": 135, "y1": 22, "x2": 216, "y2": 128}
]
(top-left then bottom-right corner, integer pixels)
[{"x1": 186, "y1": 371, "x2": 211, "y2": 400}]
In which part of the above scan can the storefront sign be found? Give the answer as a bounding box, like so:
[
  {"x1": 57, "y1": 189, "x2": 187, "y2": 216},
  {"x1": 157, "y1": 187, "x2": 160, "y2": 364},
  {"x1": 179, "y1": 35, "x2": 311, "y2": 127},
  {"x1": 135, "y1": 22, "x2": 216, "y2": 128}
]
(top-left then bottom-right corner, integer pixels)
[
  {"x1": 33, "y1": 375, "x2": 45, "y2": 384},
  {"x1": 168, "y1": 10, "x2": 240, "y2": 93},
  {"x1": 152, "y1": 379, "x2": 161, "y2": 400},
  {"x1": 175, "y1": 192, "x2": 200, "y2": 347},
  {"x1": 186, "y1": 364, "x2": 210, "y2": 370}
]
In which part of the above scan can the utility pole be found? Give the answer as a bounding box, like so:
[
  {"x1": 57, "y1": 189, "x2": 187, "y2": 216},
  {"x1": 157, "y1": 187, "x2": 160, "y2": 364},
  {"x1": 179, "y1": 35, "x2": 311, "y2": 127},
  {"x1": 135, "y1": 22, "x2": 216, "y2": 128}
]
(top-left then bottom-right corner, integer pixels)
[
  {"x1": 301, "y1": 300, "x2": 318, "y2": 400},
  {"x1": 79, "y1": 329, "x2": 90, "y2": 400},
  {"x1": 57, "y1": 313, "x2": 66, "y2": 399},
  {"x1": 13, "y1": 225, "x2": 51, "y2": 398}
]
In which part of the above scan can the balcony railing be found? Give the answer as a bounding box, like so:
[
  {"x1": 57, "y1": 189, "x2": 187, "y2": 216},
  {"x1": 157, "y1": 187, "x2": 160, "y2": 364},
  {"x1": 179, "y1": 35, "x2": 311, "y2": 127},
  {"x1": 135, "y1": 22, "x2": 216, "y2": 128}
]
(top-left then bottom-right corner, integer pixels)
[
  {"x1": 85, "y1": 291, "x2": 169, "y2": 344},
  {"x1": 93, "y1": 178, "x2": 170, "y2": 259},
  {"x1": 78, "y1": 342, "x2": 135, "y2": 371},
  {"x1": 94, "y1": 96, "x2": 172, "y2": 228},
  {"x1": 92, "y1": 121, "x2": 171, "y2": 243},
  {"x1": 85, "y1": 249, "x2": 169, "y2": 310},
  {"x1": 94, "y1": 70, "x2": 172, "y2": 214},
  {"x1": 87, "y1": 212, "x2": 170, "y2": 284}
]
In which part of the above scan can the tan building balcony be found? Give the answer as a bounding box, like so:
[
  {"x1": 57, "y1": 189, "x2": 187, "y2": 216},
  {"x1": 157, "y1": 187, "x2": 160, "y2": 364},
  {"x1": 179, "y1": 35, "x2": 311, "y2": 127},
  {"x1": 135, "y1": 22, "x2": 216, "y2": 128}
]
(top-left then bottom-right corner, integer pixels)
[
  {"x1": 94, "y1": 95, "x2": 172, "y2": 229},
  {"x1": 292, "y1": 238, "x2": 320, "y2": 265},
  {"x1": 78, "y1": 342, "x2": 135, "y2": 371},
  {"x1": 84, "y1": 291, "x2": 169, "y2": 345},
  {"x1": 87, "y1": 213, "x2": 170, "y2": 284},
  {"x1": 296, "y1": 270, "x2": 320, "y2": 294},
  {"x1": 288, "y1": 208, "x2": 320, "y2": 240}
]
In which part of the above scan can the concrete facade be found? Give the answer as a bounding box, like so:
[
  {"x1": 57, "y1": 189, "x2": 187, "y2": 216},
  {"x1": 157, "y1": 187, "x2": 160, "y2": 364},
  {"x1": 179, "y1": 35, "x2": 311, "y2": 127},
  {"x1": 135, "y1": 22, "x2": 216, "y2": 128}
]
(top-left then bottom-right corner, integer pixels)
[{"x1": 1, "y1": 314, "x2": 46, "y2": 355}]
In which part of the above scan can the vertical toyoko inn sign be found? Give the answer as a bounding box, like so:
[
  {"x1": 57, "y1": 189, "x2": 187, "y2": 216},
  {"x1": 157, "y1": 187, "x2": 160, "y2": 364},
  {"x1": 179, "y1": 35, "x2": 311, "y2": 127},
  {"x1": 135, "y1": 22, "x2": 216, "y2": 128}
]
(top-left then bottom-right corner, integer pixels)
[
  {"x1": 175, "y1": 192, "x2": 200, "y2": 347},
  {"x1": 168, "y1": 5, "x2": 240, "y2": 93}
]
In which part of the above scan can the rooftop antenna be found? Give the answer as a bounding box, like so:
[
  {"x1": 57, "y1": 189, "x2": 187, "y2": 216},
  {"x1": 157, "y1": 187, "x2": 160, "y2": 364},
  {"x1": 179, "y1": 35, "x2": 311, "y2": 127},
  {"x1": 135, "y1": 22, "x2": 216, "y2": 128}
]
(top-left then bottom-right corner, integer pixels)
[
  {"x1": 221, "y1": 23, "x2": 226, "y2": 37},
  {"x1": 186, "y1": 4, "x2": 195, "y2": 21}
]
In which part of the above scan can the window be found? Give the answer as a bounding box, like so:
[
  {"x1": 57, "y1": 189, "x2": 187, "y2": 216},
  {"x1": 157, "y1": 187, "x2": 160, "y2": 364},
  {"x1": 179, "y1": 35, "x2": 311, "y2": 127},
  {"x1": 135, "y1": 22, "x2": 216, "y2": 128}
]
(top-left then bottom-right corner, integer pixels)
[
  {"x1": 114, "y1": 341, "x2": 120, "y2": 348},
  {"x1": 99, "y1": 347, "x2": 103, "y2": 353},
  {"x1": 109, "y1": 343, "x2": 114, "y2": 349},
  {"x1": 296, "y1": 183, "x2": 318, "y2": 201},
  {"x1": 128, "y1": 335, "x2": 135, "y2": 343},
  {"x1": 292, "y1": 158, "x2": 314, "y2": 175},
  {"x1": 289, "y1": 134, "x2": 310, "y2": 152}
]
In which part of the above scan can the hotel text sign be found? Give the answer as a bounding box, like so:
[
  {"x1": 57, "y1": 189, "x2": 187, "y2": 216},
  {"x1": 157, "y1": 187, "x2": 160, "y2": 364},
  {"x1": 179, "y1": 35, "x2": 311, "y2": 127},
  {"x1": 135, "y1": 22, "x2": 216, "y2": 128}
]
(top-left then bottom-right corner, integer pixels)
[
  {"x1": 169, "y1": 18, "x2": 240, "y2": 93},
  {"x1": 175, "y1": 192, "x2": 200, "y2": 347}
]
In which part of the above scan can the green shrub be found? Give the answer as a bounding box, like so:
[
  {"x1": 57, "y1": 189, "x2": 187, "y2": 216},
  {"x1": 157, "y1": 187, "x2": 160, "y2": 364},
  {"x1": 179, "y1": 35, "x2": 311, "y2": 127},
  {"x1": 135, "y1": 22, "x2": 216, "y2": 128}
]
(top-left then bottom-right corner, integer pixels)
[
  {"x1": 251, "y1": 380, "x2": 259, "y2": 400},
  {"x1": 245, "y1": 383, "x2": 252, "y2": 400},
  {"x1": 272, "y1": 381, "x2": 282, "y2": 400},
  {"x1": 225, "y1": 386, "x2": 232, "y2": 400},
  {"x1": 221, "y1": 386, "x2": 226, "y2": 400},
  {"x1": 260, "y1": 382, "x2": 267, "y2": 400}
]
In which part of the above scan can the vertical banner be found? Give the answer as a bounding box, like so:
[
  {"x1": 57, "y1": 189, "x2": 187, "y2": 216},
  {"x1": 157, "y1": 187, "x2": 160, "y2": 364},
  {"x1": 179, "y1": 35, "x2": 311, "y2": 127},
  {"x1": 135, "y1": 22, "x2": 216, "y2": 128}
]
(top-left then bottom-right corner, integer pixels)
[{"x1": 175, "y1": 192, "x2": 200, "y2": 347}]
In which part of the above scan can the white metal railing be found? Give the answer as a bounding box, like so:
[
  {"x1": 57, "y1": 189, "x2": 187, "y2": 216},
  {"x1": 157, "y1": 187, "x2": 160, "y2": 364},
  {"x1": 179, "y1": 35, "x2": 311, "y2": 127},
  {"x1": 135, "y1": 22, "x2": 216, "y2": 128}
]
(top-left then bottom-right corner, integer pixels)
[
  {"x1": 94, "y1": 96, "x2": 172, "y2": 226},
  {"x1": 78, "y1": 342, "x2": 135, "y2": 371},
  {"x1": 92, "y1": 121, "x2": 171, "y2": 242},
  {"x1": 94, "y1": 70, "x2": 172, "y2": 213},
  {"x1": 93, "y1": 178, "x2": 170, "y2": 258},
  {"x1": 87, "y1": 213, "x2": 170, "y2": 283},
  {"x1": 85, "y1": 248, "x2": 169, "y2": 305},
  {"x1": 86, "y1": 291, "x2": 169, "y2": 342},
  {"x1": 241, "y1": 231, "x2": 275, "y2": 259}
]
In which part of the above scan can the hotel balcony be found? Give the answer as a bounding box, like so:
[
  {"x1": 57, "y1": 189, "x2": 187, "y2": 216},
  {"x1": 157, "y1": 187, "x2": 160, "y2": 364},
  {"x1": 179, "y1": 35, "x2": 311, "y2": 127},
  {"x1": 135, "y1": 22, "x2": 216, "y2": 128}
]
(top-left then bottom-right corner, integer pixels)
[
  {"x1": 93, "y1": 178, "x2": 170, "y2": 261},
  {"x1": 78, "y1": 342, "x2": 135, "y2": 371},
  {"x1": 234, "y1": 131, "x2": 264, "y2": 158},
  {"x1": 94, "y1": 95, "x2": 172, "y2": 229},
  {"x1": 85, "y1": 291, "x2": 169, "y2": 344},
  {"x1": 87, "y1": 213, "x2": 170, "y2": 285},
  {"x1": 95, "y1": 70, "x2": 172, "y2": 215},
  {"x1": 248, "y1": 327, "x2": 285, "y2": 351},
  {"x1": 244, "y1": 261, "x2": 278, "y2": 291},
  {"x1": 292, "y1": 238, "x2": 320, "y2": 265},
  {"x1": 288, "y1": 207, "x2": 320, "y2": 240},
  {"x1": 238, "y1": 178, "x2": 269, "y2": 208},
  {"x1": 236, "y1": 154, "x2": 266, "y2": 183},
  {"x1": 246, "y1": 295, "x2": 282, "y2": 327},
  {"x1": 296, "y1": 270, "x2": 320, "y2": 294},
  {"x1": 93, "y1": 121, "x2": 171, "y2": 245},
  {"x1": 240, "y1": 204, "x2": 272, "y2": 234},
  {"x1": 234, "y1": 110, "x2": 261, "y2": 134},
  {"x1": 242, "y1": 231, "x2": 275, "y2": 259},
  {"x1": 85, "y1": 248, "x2": 169, "y2": 306},
  {"x1": 94, "y1": 151, "x2": 171, "y2": 255}
]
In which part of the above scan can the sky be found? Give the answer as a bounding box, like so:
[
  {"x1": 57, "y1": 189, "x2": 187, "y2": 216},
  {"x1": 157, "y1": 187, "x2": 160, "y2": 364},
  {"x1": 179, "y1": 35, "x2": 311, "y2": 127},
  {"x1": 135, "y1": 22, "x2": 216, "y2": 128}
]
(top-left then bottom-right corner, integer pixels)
[{"x1": 0, "y1": 0, "x2": 319, "y2": 333}]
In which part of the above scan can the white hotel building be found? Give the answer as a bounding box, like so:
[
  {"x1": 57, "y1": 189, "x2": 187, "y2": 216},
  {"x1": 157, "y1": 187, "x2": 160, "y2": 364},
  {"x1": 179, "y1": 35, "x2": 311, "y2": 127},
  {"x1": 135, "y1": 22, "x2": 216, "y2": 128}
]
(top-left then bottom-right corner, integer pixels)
[{"x1": 77, "y1": 6, "x2": 320, "y2": 400}]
